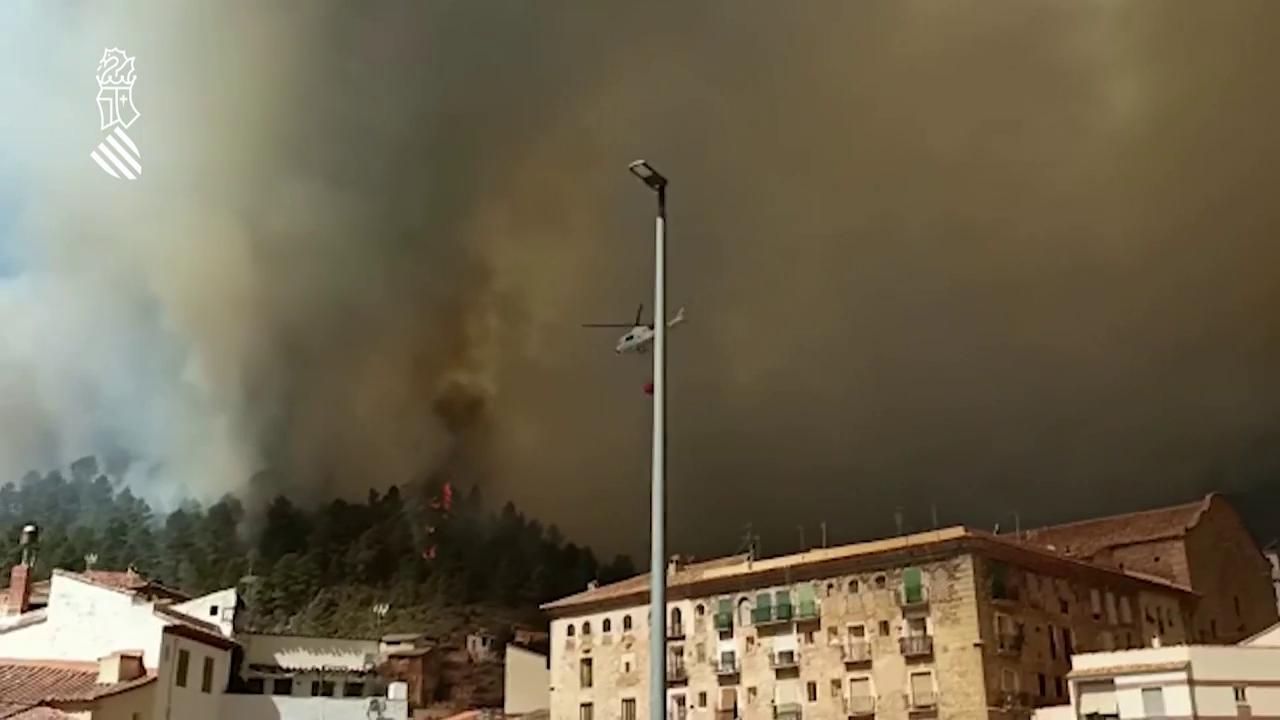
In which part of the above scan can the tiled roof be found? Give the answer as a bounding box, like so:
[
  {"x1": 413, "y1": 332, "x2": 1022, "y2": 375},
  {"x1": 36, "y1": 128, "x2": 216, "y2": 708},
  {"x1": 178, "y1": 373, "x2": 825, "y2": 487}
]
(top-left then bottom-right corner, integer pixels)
[
  {"x1": 155, "y1": 608, "x2": 237, "y2": 649},
  {"x1": 543, "y1": 526, "x2": 1194, "y2": 613},
  {"x1": 1018, "y1": 495, "x2": 1212, "y2": 558},
  {"x1": 0, "y1": 660, "x2": 155, "y2": 718},
  {"x1": 62, "y1": 569, "x2": 190, "y2": 602}
]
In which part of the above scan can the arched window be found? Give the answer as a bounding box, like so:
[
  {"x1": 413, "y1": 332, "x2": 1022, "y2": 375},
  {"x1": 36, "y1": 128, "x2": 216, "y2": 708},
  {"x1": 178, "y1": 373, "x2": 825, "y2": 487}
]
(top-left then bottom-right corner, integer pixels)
[
  {"x1": 695, "y1": 603, "x2": 706, "y2": 617},
  {"x1": 848, "y1": 579, "x2": 859, "y2": 593},
  {"x1": 582, "y1": 621, "x2": 592, "y2": 636},
  {"x1": 567, "y1": 625, "x2": 576, "y2": 637},
  {"x1": 623, "y1": 615, "x2": 633, "y2": 631},
  {"x1": 874, "y1": 574, "x2": 886, "y2": 589},
  {"x1": 670, "y1": 607, "x2": 684, "y2": 635},
  {"x1": 826, "y1": 582, "x2": 836, "y2": 597},
  {"x1": 738, "y1": 598, "x2": 751, "y2": 626},
  {"x1": 603, "y1": 618, "x2": 612, "y2": 633}
]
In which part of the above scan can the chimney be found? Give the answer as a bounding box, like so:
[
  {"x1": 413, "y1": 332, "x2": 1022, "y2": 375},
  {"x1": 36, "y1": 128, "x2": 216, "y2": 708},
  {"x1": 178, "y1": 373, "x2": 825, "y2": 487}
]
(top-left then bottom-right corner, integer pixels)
[
  {"x1": 98, "y1": 651, "x2": 146, "y2": 683},
  {"x1": 5, "y1": 564, "x2": 32, "y2": 616}
]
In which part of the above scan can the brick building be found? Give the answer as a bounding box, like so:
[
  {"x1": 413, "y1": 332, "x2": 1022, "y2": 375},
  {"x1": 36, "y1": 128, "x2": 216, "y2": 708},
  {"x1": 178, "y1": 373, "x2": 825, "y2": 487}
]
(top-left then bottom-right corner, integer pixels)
[
  {"x1": 1019, "y1": 493, "x2": 1277, "y2": 644},
  {"x1": 543, "y1": 526, "x2": 1196, "y2": 720}
]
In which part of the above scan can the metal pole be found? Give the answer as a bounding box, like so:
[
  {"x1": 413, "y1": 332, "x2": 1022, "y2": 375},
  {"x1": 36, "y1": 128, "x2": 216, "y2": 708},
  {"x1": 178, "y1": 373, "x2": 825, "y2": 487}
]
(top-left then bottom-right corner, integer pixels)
[
  {"x1": 650, "y1": 183, "x2": 670, "y2": 717},
  {"x1": 649, "y1": 185, "x2": 668, "y2": 720}
]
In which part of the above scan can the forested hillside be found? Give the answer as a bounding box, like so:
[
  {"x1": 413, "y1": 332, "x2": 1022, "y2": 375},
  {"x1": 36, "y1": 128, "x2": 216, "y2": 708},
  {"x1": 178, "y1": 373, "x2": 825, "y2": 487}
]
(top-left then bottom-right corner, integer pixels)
[{"x1": 0, "y1": 457, "x2": 634, "y2": 638}]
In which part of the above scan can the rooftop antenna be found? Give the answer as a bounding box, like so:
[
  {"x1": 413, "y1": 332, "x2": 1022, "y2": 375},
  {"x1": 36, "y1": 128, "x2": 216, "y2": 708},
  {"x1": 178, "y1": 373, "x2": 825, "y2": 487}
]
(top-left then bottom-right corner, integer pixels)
[
  {"x1": 1014, "y1": 511, "x2": 1021, "y2": 539},
  {"x1": 931, "y1": 504, "x2": 939, "y2": 530},
  {"x1": 820, "y1": 521, "x2": 828, "y2": 549},
  {"x1": 84, "y1": 553, "x2": 98, "y2": 571},
  {"x1": 894, "y1": 507, "x2": 904, "y2": 536},
  {"x1": 798, "y1": 525, "x2": 807, "y2": 552}
]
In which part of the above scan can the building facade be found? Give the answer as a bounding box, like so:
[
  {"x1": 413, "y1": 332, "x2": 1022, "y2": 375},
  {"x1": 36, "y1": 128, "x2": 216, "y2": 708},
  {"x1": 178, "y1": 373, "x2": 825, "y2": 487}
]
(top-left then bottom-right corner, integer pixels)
[
  {"x1": 1020, "y1": 493, "x2": 1277, "y2": 645},
  {"x1": 543, "y1": 527, "x2": 1196, "y2": 720}
]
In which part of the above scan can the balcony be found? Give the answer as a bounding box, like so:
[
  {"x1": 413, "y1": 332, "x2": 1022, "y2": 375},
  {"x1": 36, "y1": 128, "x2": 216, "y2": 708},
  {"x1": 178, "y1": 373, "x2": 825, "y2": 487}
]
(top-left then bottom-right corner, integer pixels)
[
  {"x1": 908, "y1": 690, "x2": 938, "y2": 713},
  {"x1": 753, "y1": 604, "x2": 794, "y2": 627},
  {"x1": 668, "y1": 624, "x2": 687, "y2": 640},
  {"x1": 899, "y1": 635, "x2": 934, "y2": 658},
  {"x1": 995, "y1": 691, "x2": 1032, "y2": 709},
  {"x1": 794, "y1": 599, "x2": 820, "y2": 622},
  {"x1": 995, "y1": 632, "x2": 1024, "y2": 656},
  {"x1": 773, "y1": 702, "x2": 802, "y2": 720},
  {"x1": 769, "y1": 650, "x2": 801, "y2": 670},
  {"x1": 896, "y1": 586, "x2": 930, "y2": 611},
  {"x1": 842, "y1": 641, "x2": 872, "y2": 665},
  {"x1": 713, "y1": 657, "x2": 741, "y2": 676},
  {"x1": 844, "y1": 696, "x2": 876, "y2": 718},
  {"x1": 667, "y1": 661, "x2": 688, "y2": 684}
]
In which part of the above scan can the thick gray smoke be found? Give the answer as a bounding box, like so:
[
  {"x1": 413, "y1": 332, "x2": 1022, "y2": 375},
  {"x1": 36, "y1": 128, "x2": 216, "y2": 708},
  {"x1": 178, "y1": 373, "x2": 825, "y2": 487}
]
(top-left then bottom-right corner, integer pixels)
[{"x1": 1, "y1": 1, "x2": 1279, "y2": 554}]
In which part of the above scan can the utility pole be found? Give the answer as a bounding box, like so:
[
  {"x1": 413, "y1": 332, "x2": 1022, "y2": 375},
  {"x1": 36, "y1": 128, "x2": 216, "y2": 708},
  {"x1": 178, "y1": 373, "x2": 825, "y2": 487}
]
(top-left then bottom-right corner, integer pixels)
[
  {"x1": 820, "y1": 522, "x2": 828, "y2": 549},
  {"x1": 629, "y1": 160, "x2": 669, "y2": 720}
]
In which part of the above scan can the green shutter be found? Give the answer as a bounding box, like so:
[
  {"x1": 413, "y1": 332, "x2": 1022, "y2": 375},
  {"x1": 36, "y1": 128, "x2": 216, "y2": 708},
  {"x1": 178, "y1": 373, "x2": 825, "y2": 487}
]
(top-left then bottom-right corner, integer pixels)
[
  {"x1": 774, "y1": 590, "x2": 793, "y2": 621},
  {"x1": 796, "y1": 584, "x2": 818, "y2": 617},
  {"x1": 903, "y1": 567, "x2": 923, "y2": 604},
  {"x1": 714, "y1": 598, "x2": 733, "y2": 630},
  {"x1": 752, "y1": 593, "x2": 773, "y2": 624}
]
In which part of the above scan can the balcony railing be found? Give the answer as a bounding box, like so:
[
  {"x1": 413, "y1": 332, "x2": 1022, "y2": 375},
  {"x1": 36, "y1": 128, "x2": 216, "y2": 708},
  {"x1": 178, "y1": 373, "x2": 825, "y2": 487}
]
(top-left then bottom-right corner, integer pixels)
[
  {"x1": 667, "y1": 661, "x2": 688, "y2": 683},
  {"x1": 769, "y1": 650, "x2": 801, "y2": 670},
  {"x1": 897, "y1": 586, "x2": 930, "y2": 609},
  {"x1": 842, "y1": 641, "x2": 872, "y2": 664},
  {"x1": 753, "y1": 604, "x2": 795, "y2": 626},
  {"x1": 773, "y1": 702, "x2": 802, "y2": 720},
  {"x1": 995, "y1": 632, "x2": 1024, "y2": 655},
  {"x1": 899, "y1": 635, "x2": 934, "y2": 658},
  {"x1": 794, "y1": 599, "x2": 820, "y2": 621},
  {"x1": 668, "y1": 625, "x2": 686, "y2": 639},
  {"x1": 908, "y1": 690, "x2": 938, "y2": 711},
  {"x1": 844, "y1": 696, "x2": 876, "y2": 717},
  {"x1": 714, "y1": 657, "x2": 740, "y2": 676}
]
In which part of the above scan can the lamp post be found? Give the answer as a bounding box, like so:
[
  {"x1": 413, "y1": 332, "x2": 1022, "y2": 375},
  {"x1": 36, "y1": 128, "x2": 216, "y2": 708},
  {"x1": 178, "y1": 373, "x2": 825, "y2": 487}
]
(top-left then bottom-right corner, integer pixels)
[{"x1": 628, "y1": 159, "x2": 668, "y2": 720}]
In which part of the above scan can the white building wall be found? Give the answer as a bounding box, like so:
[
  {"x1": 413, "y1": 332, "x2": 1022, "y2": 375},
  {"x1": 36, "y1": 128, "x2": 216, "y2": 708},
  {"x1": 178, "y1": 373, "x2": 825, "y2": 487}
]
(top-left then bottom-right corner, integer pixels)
[
  {"x1": 241, "y1": 633, "x2": 380, "y2": 672},
  {"x1": 221, "y1": 695, "x2": 408, "y2": 720},
  {"x1": 0, "y1": 575, "x2": 168, "y2": 667},
  {"x1": 505, "y1": 644, "x2": 550, "y2": 715},
  {"x1": 92, "y1": 682, "x2": 157, "y2": 720},
  {"x1": 172, "y1": 588, "x2": 239, "y2": 637},
  {"x1": 151, "y1": 632, "x2": 231, "y2": 720},
  {"x1": 1112, "y1": 670, "x2": 1192, "y2": 719}
]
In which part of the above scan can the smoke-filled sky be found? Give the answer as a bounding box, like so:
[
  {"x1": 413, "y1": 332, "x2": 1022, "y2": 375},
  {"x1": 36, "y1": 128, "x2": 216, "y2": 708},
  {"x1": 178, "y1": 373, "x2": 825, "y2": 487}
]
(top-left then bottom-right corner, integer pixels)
[{"x1": 1, "y1": 1, "x2": 1279, "y2": 558}]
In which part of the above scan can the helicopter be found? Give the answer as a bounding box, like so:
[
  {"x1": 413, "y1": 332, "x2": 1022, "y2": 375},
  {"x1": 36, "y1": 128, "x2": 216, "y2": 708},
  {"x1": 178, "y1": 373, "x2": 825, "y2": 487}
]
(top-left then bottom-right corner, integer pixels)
[{"x1": 583, "y1": 303, "x2": 686, "y2": 354}]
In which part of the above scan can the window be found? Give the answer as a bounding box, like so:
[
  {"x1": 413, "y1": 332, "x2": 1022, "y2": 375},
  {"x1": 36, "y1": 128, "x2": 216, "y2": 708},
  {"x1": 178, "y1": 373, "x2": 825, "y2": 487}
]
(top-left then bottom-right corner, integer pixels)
[
  {"x1": 622, "y1": 699, "x2": 636, "y2": 720},
  {"x1": 1234, "y1": 686, "x2": 1248, "y2": 704},
  {"x1": 909, "y1": 671, "x2": 934, "y2": 706},
  {"x1": 806, "y1": 682, "x2": 818, "y2": 703},
  {"x1": 622, "y1": 653, "x2": 635, "y2": 674},
  {"x1": 246, "y1": 678, "x2": 265, "y2": 694},
  {"x1": 1060, "y1": 599, "x2": 1070, "y2": 615},
  {"x1": 272, "y1": 678, "x2": 292, "y2": 695},
  {"x1": 582, "y1": 621, "x2": 592, "y2": 636},
  {"x1": 848, "y1": 579, "x2": 859, "y2": 593},
  {"x1": 738, "y1": 598, "x2": 752, "y2": 627},
  {"x1": 698, "y1": 692, "x2": 707, "y2": 708},
  {"x1": 1105, "y1": 592, "x2": 1118, "y2": 625},
  {"x1": 830, "y1": 680, "x2": 841, "y2": 698},
  {"x1": 849, "y1": 624, "x2": 865, "y2": 639},
  {"x1": 603, "y1": 618, "x2": 612, "y2": 633},
  {"x1": 1001, "y1": 668, "x2": 1018, "y2": 691},
  {"x1": 878, "y1": 620, "x2": 890, "y2": 636},
  {"x1": 175, "y1": 649, "x2": 190, "y2": 688},
  {"x1": 670, "y1": 607, "x2": 683, "y2": 635},
  {"x1": 1049, "y1": 625, "x2": 1058, "y2": 659},
  {"x1": 849, "y1": 677, "x2": 872, "y2": 701},
  {"x1": 1235, "y1": 596, "x2": 1242, "y2": 618},
  {"x1": 672, "y1": 694, "x2": 687, "y2": 720},
  {"x1": 567, "y1": 624, "x2": 576, "y2": 637},
  {"x1": 310, "y1": 681, "x2": 335, "y2": 696},
  {"x1": 827, "y1": 627, "x2": 840, "y2": 645},
  {"x1": 874, "y1": 574, "x2": 886, "y2": 590},
  {"x1": 1141, "y1": 687, "x2": 1166, "y2": 716},
  {"x1": 1090, "y1": 589, "x2": 1102, "y2": 618},
  {"x1": 747, "y1": 687, "x2": 758, "y2": 703},
  {"x1": 344, "y1": 682, "x2": 364, "y2": 697},
  {"x1": 201, "y1": 656, "x2": 213, "y2": 693},
  {"x1": 1120, "y1": 597, "x2": 1132, "y2": 624},
  {"x1": 696, "y1": 603, "x2": 706, "y2": 617},
  {"x1": 580, "y1": 703, "x2": 593, "y2": 720},
  {"x1": 1211, "y1": 619, "x2": 1218, "y2": 638},
  {"x1": 1054, "y1": 676, "x2": 1065, "y2": 698},
  {"x1": 580, "y1": 658, "x2": 593, "y2": 688},
  {"x1": 209, "y1": 605, "x2": 219, "y2": 617},
  {"x1": 825, "y1": 583, "x2": 835, "y2": 597},
  {"x1": 1037, "y1": 673, "x2": 1046, "y2": 697},
  {"x1": 803, "y1": 630, "x2": 815, "y2": 645},
  {"x1": 623, "y1": 615, "x2": 632, "y2": 631},
  {"x1": 1063, "y1": 628, "x2": 1074, "y2": 656}
]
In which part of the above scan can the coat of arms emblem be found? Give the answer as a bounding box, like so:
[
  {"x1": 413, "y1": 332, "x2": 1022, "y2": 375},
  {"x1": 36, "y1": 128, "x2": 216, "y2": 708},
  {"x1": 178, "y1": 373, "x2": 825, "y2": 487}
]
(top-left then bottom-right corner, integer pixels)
[{"x1": 90, "y1": 48, "x2": 143, "y2": 180}]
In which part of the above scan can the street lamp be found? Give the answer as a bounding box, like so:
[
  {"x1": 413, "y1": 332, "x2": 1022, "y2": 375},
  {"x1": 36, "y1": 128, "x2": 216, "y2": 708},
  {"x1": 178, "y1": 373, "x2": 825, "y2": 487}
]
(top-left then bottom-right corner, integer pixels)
[{"x1": 629, "y1": 159, "x2": 668, "y2": 720}]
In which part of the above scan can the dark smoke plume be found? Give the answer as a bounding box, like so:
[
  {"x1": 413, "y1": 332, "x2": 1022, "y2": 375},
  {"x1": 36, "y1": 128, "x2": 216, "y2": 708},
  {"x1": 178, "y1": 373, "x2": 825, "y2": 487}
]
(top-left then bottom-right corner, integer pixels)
[{"x1": 2, "y1": 2, "x2": 1280, "y2": 555}]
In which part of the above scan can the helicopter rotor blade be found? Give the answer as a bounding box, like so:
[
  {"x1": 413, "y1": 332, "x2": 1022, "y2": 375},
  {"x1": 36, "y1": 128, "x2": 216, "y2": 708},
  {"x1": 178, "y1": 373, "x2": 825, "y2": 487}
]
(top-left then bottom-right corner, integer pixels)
[
  {"x1": 582, "y1": 323, "x2": 633, "y2": 328},
  {"x1": 634, "y1": 303, "x2": 644, "y2": 326}
]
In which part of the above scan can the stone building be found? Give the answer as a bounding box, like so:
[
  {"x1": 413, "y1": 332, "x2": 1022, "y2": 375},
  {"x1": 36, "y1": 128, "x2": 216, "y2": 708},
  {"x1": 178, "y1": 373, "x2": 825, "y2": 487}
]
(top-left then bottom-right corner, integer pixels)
[
  {"x1": 543, "y1": 526, "x2": 1197, "y2": 720},
  {"x1": 1019, "y1": 493, "x2": 1277, "y2": 644}
]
